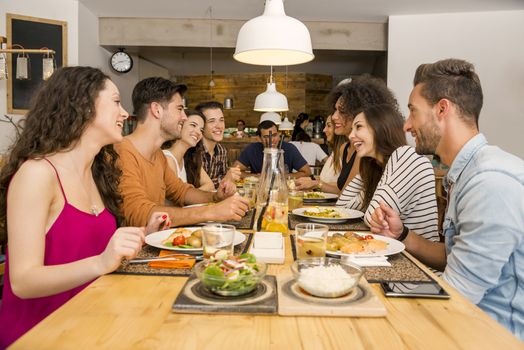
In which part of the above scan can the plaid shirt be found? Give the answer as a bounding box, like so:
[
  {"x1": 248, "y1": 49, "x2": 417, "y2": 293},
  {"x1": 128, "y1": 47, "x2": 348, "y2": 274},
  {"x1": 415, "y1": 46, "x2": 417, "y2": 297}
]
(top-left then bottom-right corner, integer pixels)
[{"x1": 202, "y1": 142, "x2": 228, "y2": 189}]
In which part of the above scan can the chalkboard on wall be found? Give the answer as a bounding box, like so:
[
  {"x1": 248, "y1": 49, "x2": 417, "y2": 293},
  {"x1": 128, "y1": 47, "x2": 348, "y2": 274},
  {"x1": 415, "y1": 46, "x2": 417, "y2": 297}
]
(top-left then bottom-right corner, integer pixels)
[{"x1": 7, "y1": 13, "x2": 67, "y2": 114}]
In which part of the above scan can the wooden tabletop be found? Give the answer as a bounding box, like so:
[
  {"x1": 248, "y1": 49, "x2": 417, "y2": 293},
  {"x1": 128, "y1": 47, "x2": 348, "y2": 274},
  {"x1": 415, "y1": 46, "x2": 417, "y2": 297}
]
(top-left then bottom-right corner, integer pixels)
[{"x1": 11, "y1": 234, "x2": 523, "y2": 350}]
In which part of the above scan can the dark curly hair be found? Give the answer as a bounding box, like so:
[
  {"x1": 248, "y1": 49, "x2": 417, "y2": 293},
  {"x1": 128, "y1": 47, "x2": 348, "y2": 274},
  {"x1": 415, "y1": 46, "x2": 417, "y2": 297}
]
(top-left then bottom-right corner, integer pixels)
[
  {"x1": 328, "y1": 74, "x2": 400, "y2": 123},
  {"x1": 183, "y1": 110, "x2": 206, "y2": 187},
  {"x1": 0, "y1": 66, "x2": 124, "y2": 244}
]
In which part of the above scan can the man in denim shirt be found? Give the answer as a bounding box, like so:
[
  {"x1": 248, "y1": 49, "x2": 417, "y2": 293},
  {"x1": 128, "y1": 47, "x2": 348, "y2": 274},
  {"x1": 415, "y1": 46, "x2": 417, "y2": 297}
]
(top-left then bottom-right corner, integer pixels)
[{"x1": 370, "y1": 58, "x2": 524, "y2": 340}]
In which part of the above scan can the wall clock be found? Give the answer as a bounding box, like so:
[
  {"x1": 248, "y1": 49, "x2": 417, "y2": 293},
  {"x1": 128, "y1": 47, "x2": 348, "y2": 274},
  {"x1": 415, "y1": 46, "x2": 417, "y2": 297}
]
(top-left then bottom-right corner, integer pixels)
[{"x1": 110, "y1": 49, "x2": 133, "y2": 73}]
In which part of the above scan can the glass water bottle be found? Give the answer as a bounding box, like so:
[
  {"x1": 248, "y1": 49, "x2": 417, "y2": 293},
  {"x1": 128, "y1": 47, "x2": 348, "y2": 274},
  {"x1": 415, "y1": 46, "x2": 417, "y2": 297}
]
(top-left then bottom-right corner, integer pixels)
[{"x1": 255, "y1": 148, "x2": 289, "y2": 235}]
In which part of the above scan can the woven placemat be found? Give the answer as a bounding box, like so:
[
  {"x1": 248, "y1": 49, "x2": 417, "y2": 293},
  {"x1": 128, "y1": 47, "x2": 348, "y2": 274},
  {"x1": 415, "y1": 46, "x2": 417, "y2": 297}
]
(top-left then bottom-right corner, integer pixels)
[
  {"x1": 113, "y1": 233, "x2": 254, "y2": 277},
  {"x1": 288, "y1": 235, "x2": 431, "y2": 283},
  {"x1": 288, "y1": 213, "x2": 369, "y2": 231}
]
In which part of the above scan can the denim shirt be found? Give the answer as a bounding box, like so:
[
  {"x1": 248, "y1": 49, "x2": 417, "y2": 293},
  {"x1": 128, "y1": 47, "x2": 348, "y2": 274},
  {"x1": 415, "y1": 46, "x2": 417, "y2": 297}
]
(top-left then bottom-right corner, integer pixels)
[{"x1": 442, "y1": 134, "x2": 524, "y2": 340}]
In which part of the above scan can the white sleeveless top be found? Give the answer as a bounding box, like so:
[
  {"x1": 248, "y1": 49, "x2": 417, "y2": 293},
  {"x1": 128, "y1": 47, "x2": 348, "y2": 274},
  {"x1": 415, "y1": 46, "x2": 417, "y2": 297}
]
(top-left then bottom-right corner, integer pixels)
[{"x1": 162, "y1": 150, "x2": 188, "y2": 183}]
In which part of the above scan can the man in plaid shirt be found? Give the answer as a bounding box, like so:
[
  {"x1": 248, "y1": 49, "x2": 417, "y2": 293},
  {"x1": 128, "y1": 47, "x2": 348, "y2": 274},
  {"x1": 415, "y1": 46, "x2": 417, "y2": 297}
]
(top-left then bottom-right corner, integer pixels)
[{"x1": 196, "y1": 101, "x2": 240, "y2": 189}]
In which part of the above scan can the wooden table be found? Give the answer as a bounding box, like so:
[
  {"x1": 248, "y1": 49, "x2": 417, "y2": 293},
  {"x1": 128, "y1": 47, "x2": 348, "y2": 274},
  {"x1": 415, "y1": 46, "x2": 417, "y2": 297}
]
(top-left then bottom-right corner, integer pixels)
[{"x1": 11, "y1": 236, "x2": 523, "y2": 350}]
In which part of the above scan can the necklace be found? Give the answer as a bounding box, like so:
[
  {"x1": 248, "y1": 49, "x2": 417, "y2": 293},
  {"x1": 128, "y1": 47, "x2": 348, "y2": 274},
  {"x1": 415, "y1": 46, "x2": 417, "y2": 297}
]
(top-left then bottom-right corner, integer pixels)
[{"x1": 68, "y1": 155, "x2": 100, "y2": 216}]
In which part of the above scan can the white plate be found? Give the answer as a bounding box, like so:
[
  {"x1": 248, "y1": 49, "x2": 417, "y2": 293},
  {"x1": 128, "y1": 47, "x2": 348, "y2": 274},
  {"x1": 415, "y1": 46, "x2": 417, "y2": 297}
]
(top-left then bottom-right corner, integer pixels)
[
  {"x1": 183, "y1": 203, "x2": 213, "y2": 208},
  {"x1": 303, "y1": 192, "x2": 338, "y2": 201},
  {"x1": 327, "y1": 232, "x2": 405, "y2": 257},
  {"x1": 292, "y1": 207, "x2": 364, "y2": 223},
  {"x1": 145, "y1": 227, "x2": 246, "y2": 252}
]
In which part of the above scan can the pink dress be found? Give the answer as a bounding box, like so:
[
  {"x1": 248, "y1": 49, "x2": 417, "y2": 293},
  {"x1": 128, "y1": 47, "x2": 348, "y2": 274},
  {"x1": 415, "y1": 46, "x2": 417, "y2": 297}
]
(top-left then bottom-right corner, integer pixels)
[{"x1": 0, "y1": 159, "x2": 116, "y2": 348}]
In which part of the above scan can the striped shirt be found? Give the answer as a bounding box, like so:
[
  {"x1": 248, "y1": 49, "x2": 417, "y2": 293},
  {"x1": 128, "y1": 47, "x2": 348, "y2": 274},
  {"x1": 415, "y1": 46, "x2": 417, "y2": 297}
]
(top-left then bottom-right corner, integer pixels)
[
  {"x1": 337, "y1": 146, "x2": 439, "y2": 242},
  {"x1": 201, "y1": 142, "x2": 228, "y2": 189}
]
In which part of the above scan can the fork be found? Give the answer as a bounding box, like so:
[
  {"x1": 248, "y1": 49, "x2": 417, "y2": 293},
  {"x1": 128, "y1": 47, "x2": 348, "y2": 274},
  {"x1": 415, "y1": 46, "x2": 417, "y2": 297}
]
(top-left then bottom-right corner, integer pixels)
[{"x1": 128, "y1": 255, "x2": 203, "y2": 264}]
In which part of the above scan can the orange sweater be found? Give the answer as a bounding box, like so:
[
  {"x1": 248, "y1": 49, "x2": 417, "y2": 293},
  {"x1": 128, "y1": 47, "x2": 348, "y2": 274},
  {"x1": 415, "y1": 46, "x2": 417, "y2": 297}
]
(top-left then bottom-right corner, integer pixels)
[{"x1": 115, "y1": 138, "x2": 192, "y2": 226}]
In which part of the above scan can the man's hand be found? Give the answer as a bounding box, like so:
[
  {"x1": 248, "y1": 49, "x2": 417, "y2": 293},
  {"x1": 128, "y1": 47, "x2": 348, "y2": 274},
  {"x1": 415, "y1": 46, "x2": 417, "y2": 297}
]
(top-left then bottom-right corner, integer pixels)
[
  {"x1": 224, "y1": 166, "x2": 241, "y2": 183},
  {"x1": 214, "y1": 179, "x2": 236, "y2": 201},
  {"x1": 369, "y1": 201, "x2": 404, "y2": 239},
  {"x1": 209, "y1": 194, "x2": 250, "y2": 222}
]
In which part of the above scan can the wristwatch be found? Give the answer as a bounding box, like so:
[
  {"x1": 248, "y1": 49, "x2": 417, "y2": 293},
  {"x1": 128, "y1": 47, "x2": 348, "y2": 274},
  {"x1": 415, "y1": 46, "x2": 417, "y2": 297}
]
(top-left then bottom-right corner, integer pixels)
[
  {"x1": 316, "y1": 180, "x2": 323, "y2": 190},
  {"x1": 397, "y1": 225, "x2": 409, "y2": 241}
]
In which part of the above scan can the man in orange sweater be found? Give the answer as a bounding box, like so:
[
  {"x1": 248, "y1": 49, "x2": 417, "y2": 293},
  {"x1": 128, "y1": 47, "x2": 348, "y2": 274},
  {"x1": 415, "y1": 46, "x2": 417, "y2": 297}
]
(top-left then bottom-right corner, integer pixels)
[{"x1": 115, "y1": 77, "x2": 249, "y2": 227}]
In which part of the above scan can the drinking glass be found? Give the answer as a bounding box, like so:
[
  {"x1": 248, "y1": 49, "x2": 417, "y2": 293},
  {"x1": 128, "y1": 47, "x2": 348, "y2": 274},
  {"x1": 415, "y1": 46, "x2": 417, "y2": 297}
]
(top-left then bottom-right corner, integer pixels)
[
  {"x1": 288, "y1": 190, "x2": 304, "y2": 211},
  {"x1": 202, "y1": 224, "x2": 236, "y2": 259},
  {"x1": 240, "y1": 183, "x2": 257, "y2": 209},
  {"x1": 295, "y1": 223, "x2": 328, "y2": 259}
]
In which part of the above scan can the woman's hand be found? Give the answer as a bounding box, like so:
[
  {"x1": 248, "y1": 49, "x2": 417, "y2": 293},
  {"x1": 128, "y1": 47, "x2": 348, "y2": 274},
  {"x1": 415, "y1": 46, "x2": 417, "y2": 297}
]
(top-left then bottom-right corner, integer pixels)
[
  {"x1": 97, "y1": 227, "x2": 145, "y2": 274},
  {"x1": 295, "y1": 176, "x2": 317, "y2": 190},
  {"x1": 145, "y1": 212, "x2": 170, "y2": 235}
]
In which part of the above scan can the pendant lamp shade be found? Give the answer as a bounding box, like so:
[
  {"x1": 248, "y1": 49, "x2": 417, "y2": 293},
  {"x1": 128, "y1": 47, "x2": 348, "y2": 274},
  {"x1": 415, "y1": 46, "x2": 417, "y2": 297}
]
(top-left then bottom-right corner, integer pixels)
[
  {"x1": 260, "y1": 112, "x2": 282, "y2": 125},
  {"x1": 279, "y1": 117, "x2": 294, "y2": 131},
  {"x1": 234, "y1": 0, "x2": 314, "y2": 66},
  {"x1": 254, "y1": 82, "x2": 289, "y2": 112}
]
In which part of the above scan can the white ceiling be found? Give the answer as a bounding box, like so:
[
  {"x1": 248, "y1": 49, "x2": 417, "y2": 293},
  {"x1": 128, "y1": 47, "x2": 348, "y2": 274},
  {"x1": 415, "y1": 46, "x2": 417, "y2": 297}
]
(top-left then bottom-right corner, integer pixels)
[
  {"x1": 79, "y1": 0, "x2": 524, "y2": 23},
  {"x1": 79, "y1": 0, "x2": 524, "y2": 77}
]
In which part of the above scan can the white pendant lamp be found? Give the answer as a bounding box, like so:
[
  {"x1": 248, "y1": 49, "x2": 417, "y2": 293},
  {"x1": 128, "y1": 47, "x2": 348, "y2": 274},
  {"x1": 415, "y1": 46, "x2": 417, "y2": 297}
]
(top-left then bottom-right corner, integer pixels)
[
  {"x1": 234, "y1": 0, "x2": 314, "y2": 66},
  {"x1": 279, "y1": 116, "x2": 294, "y2": 131},
  {"x1": 260, "y1": 112, "x2": 282, "y2": 125},
  {"x1": 254, "y1": 81, "x2": 288, "y2": 112}
]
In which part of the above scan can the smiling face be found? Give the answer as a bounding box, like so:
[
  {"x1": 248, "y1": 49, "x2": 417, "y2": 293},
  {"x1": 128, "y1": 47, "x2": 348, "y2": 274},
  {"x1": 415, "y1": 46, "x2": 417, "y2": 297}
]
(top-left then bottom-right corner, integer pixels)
[
  {"x1": 160, "y1": 92, "x2": 187, "y2": 140},
  {"x1": 331, "y1": 97, "x2": 353, "y2": 136},
  {"x1": 259, "y1": 126, "x2": 280, "y2": 148},
  {"x1": 323, "y1": 115, "x2": 334, "y2": 143},
  {"x1": 349, "y1": 112, "x2": 377, "y2": 159},
  {"x1": 406, "y1": 84, "x2": 441, "y2": 155},
  {"x1": 180, "y1": 114, "x2": 204, "y2": 147},
  {"x1": 91, "y1": 79, "x2": 129, "y2": 144},
  {"x1": 202, "y1": 108, "x2": 225, "y2": 143}
]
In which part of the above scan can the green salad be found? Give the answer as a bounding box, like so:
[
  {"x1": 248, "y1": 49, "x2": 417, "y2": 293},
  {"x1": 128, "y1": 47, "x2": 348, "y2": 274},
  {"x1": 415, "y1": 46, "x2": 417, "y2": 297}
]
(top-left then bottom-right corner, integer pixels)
[{"x1": 199, "y1": 253, "x2": 265, "y2": 296}]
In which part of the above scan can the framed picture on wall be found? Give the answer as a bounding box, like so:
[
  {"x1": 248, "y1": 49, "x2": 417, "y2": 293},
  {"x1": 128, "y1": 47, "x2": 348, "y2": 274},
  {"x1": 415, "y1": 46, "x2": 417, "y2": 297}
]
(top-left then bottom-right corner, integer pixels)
[{"x1": 6, "y1": 13, "x2": 67, "y2": 114}]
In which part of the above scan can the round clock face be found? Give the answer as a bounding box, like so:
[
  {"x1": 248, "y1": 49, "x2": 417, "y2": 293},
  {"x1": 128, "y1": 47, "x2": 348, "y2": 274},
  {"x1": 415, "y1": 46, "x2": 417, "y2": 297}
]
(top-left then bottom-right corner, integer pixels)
[{"x1": 110, "y1": 51, "x2": 133, "y2": 73}]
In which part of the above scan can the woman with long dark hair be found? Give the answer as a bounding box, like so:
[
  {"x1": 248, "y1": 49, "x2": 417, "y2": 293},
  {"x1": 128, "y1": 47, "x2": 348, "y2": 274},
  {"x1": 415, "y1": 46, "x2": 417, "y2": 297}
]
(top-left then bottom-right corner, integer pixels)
[
  {"x1": 295, "y1": 114, "x2": 347, "y2": 194},
  {"x1": 163, "y1": 110, "x2": 214, "y2": 191},
  {"x1": 0, "y1": 66, "x2": 168, "y2": 347},
  {"x1": 291, "y1": 112, "x2": 310, "y2": 141},
  {"x1": 336, "y1": 104, "x2": 439, "y2": 242}
]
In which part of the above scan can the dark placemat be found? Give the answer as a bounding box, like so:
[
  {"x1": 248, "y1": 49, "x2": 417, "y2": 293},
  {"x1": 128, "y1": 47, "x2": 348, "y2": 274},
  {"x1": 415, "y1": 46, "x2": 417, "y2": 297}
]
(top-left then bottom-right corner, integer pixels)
[
  {"x1": 303, "y1": 199, "x2": 337, "y2": 206},
  {"x1": 173, "y1": 275, "x2": 277, "y2": 315},
  {"x1": 113, "y1": 233, "x2": 254, "y2": 277},
  {"x1": 288, "y1": 234, "x2": 431, "y2": 283},
  {"x1": 288, "y1": 213, "x2": 369, "y2": 231}
]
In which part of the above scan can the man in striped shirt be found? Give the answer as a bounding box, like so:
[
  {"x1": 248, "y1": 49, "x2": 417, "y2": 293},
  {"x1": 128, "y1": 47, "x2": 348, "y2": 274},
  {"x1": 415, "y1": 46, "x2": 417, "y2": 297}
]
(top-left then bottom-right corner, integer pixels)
[{"x1": 370, "y1": 58, "x2": 524, "y2": 340}]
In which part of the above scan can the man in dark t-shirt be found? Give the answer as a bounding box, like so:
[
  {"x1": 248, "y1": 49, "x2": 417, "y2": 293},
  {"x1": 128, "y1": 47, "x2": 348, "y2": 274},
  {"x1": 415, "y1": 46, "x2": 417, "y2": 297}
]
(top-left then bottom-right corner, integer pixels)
[{"x1": 233, "y1": 121, "x2": 311, "y2": 178}]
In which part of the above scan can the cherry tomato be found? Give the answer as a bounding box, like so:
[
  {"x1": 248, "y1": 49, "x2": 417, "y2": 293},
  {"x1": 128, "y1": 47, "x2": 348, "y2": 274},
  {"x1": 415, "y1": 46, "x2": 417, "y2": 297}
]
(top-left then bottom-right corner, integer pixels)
[{"x1": 172, "y1": 235, "x2": 186, "y2": 246}]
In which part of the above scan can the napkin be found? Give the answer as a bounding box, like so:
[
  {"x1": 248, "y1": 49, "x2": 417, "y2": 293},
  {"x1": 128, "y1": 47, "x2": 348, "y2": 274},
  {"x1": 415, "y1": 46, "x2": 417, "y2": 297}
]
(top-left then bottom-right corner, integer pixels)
[
  {"x1": 342, "y1": 255, "x2": 391, "y2": 267},
  {"x1": 148, "y1": 250, "x2": 196, "y2": 269}
]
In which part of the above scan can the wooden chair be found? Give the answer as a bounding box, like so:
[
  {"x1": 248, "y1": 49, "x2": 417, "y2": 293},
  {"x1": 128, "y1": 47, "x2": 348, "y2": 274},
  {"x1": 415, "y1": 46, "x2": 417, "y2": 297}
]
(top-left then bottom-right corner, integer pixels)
[{"x1": 434, "y1": 172, "x2": 447, "y2": 242}]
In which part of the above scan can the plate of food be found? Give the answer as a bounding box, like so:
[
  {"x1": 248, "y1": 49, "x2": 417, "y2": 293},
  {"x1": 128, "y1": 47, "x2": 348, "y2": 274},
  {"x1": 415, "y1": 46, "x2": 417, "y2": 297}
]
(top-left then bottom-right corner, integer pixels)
[
  {"x1": 292, "y1": 206, "x2": 364, "y2": 223},
  {"x1": 145, "y1": 227, "x2": 246, "y2": 252},
  {"x1": 326, "y1": 231, "x2": 405, "y2": 257},
  {"x1": 303, "y1": 192, "x2": 338, "y2": 202}
]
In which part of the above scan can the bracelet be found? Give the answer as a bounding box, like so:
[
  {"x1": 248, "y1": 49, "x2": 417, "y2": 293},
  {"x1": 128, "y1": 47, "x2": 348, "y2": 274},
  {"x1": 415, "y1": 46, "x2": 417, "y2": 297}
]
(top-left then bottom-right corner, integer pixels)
[
  {"x1": 397, "y1": 225, "x2": 409, "y2": 242},
  {"x1": 317, "y1": 180, "x2": 323, "y2": 190}
]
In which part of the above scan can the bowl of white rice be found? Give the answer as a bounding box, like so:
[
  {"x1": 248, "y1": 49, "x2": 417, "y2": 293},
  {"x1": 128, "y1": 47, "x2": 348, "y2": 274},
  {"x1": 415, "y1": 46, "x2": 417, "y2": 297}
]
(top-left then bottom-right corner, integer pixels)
[{"x1": 290, "y1": 257, "x2": 363, "y2": 298}]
